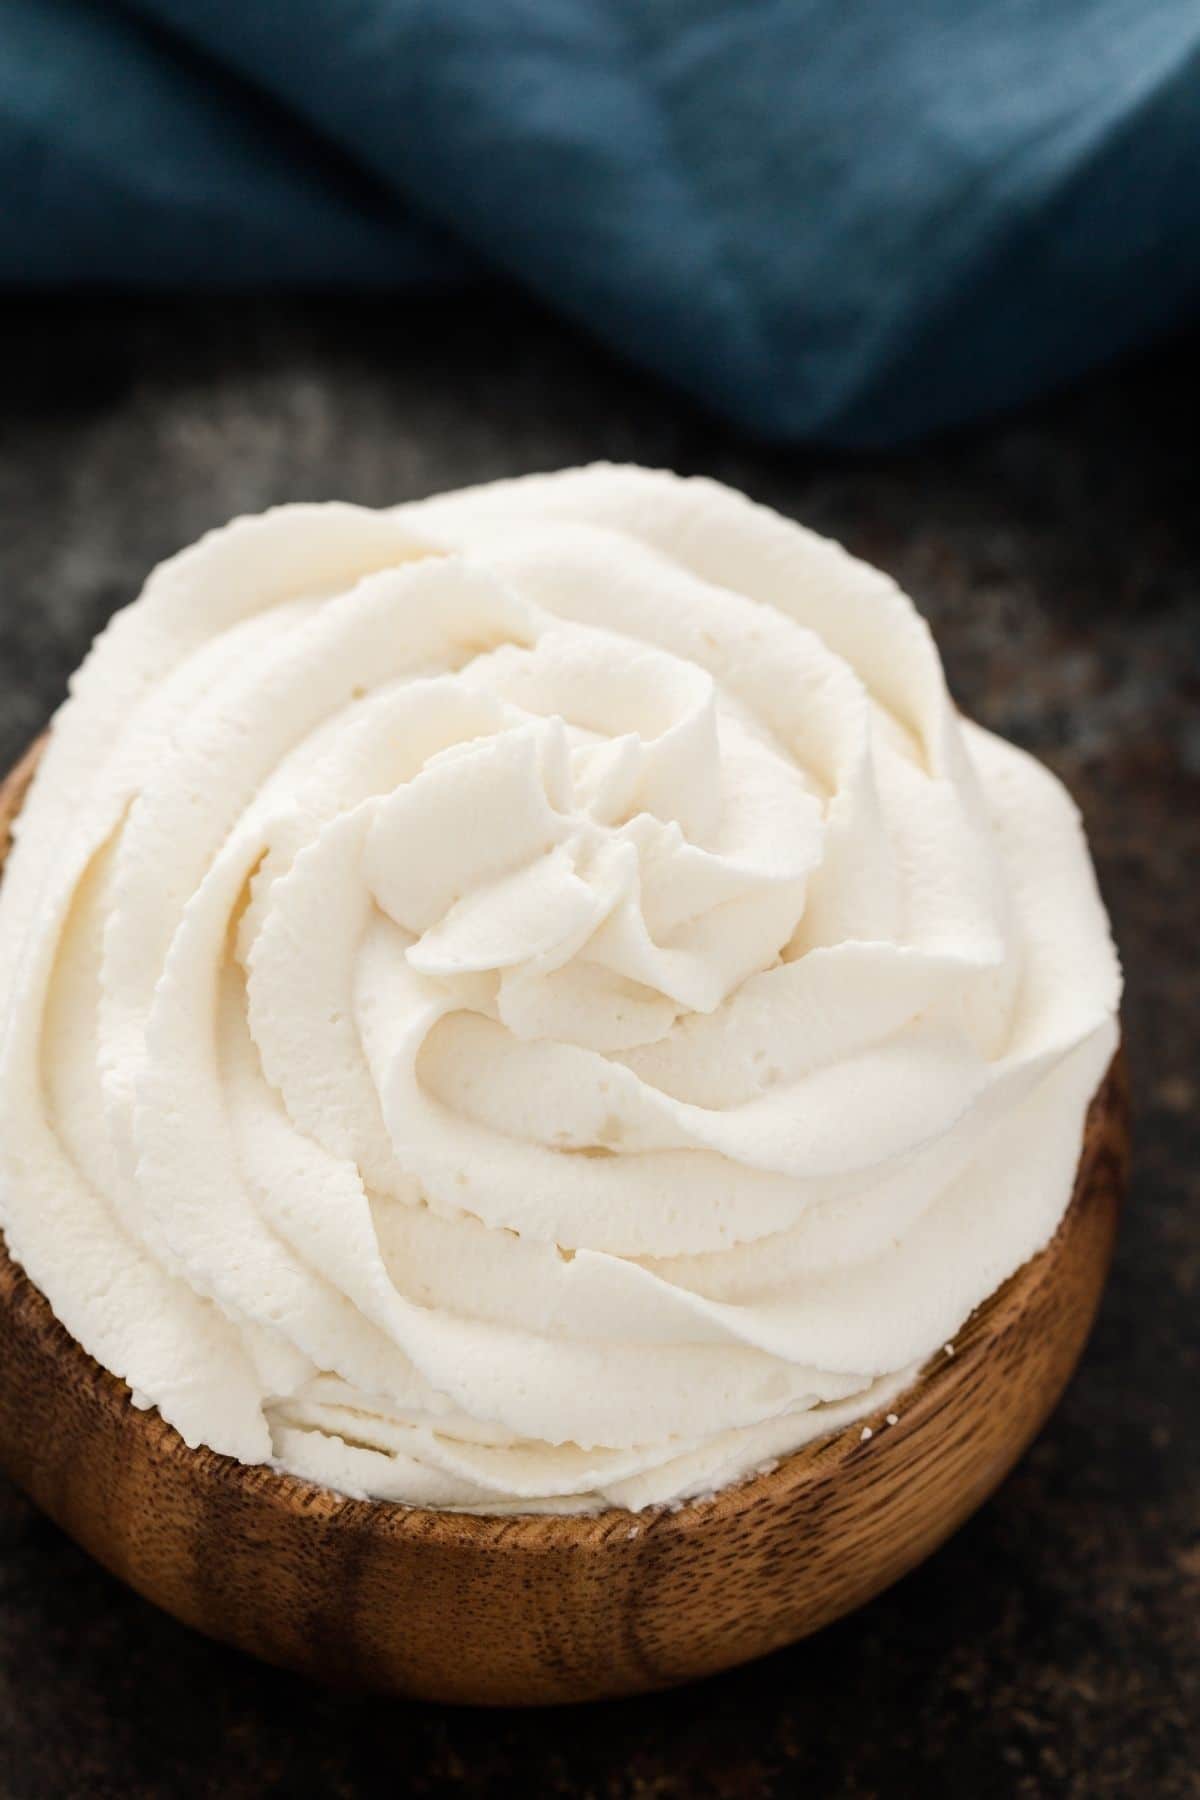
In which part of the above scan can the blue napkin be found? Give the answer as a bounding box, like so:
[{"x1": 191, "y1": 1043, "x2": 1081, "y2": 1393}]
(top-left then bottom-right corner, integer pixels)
[{"x1": 4, "y1": 0, "x2": 1199, "y2": 444}]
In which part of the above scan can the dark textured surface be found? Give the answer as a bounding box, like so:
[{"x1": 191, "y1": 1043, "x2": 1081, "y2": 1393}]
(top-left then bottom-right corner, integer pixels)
[{"x1": 0, "y1": 295, "x2": 1196, "y2": 1798}]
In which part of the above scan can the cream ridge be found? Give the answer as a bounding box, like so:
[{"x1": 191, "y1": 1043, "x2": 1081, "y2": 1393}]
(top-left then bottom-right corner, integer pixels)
[{"x1": 0, "y1": 466, "x2": 1120, "y2": 1512}]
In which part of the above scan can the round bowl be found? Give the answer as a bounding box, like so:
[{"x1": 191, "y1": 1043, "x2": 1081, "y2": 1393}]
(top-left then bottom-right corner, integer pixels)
[{"x1": 0, "y1": 739, "x2": 1129, "y2": 1705}]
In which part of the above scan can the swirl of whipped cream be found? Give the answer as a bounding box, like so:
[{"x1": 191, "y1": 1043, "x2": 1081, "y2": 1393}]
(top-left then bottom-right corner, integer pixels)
[{"x1": 0, "y1": 467, "x2": 1120, "y2": 1512}]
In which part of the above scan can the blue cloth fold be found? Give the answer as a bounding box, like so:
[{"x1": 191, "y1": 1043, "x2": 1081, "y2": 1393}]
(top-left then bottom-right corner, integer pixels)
[{"x1": 4, "y1": 0, "x2": 1199, "y2": 443}]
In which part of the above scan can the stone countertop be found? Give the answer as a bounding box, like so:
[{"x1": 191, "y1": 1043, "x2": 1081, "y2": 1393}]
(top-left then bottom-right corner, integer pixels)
[{"x1": 0, "y1": 295, "x2": 1195, "y2": 1800}]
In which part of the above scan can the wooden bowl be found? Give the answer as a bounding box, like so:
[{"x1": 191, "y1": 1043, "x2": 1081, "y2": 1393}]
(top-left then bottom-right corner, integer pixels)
[{"x1": 0, "y1": 740, "x2": 1129, "y2": 1706}]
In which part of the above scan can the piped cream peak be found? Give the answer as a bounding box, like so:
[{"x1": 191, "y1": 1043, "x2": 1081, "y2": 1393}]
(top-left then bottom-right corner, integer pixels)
[{"x1": 0, "y1": 468, "x2": 1119, "y2": 1512}]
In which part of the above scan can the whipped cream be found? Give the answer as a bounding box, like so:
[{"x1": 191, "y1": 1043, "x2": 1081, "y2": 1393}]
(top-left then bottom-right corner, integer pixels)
[{"x1": 0, "y1": 467, "x2": 1120, "y2": 1513}]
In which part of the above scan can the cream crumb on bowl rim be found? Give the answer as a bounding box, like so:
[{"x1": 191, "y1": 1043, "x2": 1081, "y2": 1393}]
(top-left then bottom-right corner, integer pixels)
[{"x1": 0, "y1": 465, "x2": 1121, "y2": 1516}]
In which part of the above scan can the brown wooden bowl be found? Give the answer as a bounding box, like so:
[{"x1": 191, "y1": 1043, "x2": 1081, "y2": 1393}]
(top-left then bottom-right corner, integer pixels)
[{"x1": 0, "y1": 739, "x2": 1129, "y2": 1706}]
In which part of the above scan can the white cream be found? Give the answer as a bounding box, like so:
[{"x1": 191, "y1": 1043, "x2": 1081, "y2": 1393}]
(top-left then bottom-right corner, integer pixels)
[{"x1": 0, "y1": 467, "x2": 1120, "y2": 1513}]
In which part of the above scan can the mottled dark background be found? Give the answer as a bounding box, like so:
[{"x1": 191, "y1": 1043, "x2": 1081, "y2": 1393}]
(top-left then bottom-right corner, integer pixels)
[{"x1": 0, "y1": 296, "x2": 1196, "y2": 1800}]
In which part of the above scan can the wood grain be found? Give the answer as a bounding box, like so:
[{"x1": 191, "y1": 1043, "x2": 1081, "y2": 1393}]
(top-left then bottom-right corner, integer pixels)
[{"x1": 0, "y1": 737, "x2": 1129, "y2": 1706}]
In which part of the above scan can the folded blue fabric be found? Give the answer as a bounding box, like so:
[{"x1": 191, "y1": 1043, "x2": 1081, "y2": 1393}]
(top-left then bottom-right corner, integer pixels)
[{"x1": 4, "y1": 0, "x2": 1199, "y2": 443}]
